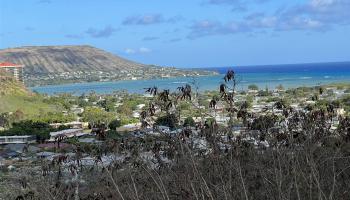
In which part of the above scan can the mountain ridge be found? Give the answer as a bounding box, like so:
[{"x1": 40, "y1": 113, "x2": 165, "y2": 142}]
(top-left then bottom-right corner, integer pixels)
[
  {"x1": 0, "y1": 45, "x2": 216, "y2": 86},
  {"x1": 0, "y1": 45, "x2": 146, "y2": 75}
]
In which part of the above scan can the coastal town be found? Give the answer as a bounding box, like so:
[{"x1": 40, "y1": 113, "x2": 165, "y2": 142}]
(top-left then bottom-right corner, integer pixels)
[
  {"x1": 25, "y1": 65, "x2": 218, "y2": 87},
  {"x1": 1, "y1": 64, "x2": 350, "y2": 198},
  {"x1": 0, "y1": 45, "x2": 218, "y2": 87},
  {"x1": 2, "y1": 0, "x2": 350, "y2": 198}
]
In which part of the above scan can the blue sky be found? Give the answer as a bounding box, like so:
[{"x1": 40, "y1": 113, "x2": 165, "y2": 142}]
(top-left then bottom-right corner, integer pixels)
[{"x1": 0, "y1": 0, "x2": 349, "y2": 67}]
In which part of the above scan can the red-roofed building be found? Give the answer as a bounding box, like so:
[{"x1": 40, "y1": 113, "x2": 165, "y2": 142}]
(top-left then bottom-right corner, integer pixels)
[{"x1": 0, "y1": 62, "x2": 24, "y2": 82}]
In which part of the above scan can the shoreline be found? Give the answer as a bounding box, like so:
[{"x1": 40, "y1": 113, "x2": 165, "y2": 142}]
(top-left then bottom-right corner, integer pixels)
[{"x1": 30, "y1": 76, "x2": 350, "y2": 96}]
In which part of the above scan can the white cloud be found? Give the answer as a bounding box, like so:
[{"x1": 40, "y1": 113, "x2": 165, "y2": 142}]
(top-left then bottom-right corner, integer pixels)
[
  {"x1": 139, "y1": 47, "x2": 152, "y2": 53},
  {"x1": 188, "y1": 0, "x2": 350, "y2": 39},
  {"x1": 125, "y1": 48, "x2": 136, "y2": 54},
  {"x1": 122, "y1": 14, "x2": 182, "y2": 26},
  {"x1": 310, "y1": 0, "x2": 335, "y2": 7},
  {"x1": 85, "y1": 25, "x2": 117, "y2": 38},
  {"x1": 125, "y1": 47, "x2": 152, "y2": 54}
]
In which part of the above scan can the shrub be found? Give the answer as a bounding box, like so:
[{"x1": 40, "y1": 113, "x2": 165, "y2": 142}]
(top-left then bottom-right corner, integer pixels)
[
  {"x1": 155, "y1": 114, "x2": 178, "y2": 129},
  {"x1": 248, "y1": 84, "x2": 259, "y2": 90},
  {"x1": 108, "y1": 119, "x2": 122, "y2": 130},
  {"x1": 183, "y1": 117, "x2": 195, "y2": 127}
]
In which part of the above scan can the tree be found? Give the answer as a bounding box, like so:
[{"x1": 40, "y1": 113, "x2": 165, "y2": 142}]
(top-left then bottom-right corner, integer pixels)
[
  {"x1": 78, "y1": 95, "x2": 90, "y2": 107},
  {"x1": 274, "y1": 98, "x2": 291, "y2": 109},
  {"x1": 97, "y1": 97, "x2": 117, "y2": 112},
  {"x1": 117, "y1": 103, "x2": 133, "y2": 116},
  {"x1": 108, "y1": 119, "x2": 122, "y2": 130},
  {"x1": 183, "y1": 117, "x2": 195, "y2": 127},
  {"x1": 0, "y1": 113, "x2": 10, "y2": 128},
  {"x1": 276, "y1": 84, "x2": 284, "y2": 91},
  {"x1": 13, "y1": 109, "x2": 24, "y2": 122},
  {"x1": 248, "y1": 84, "x2": 259, "y2": 91},
  {"x1": 106, "y1": 130, "x2": 121, "y2": 140},
  {"x1": 155, "y1": 114, "x2": 178, "y2": 129},
  {"x1": 319, "y1": 87, "x2": 324, "y2": 95},
  {"x1": 36, "y1": 112, "x2": 75, "y2": 123},
  {"x1": 250, "y1": 114, "x2": 278, "y2": 140},
  {"x1": 219, "y1": 70, "x2": 238, "y2": 133},
  {"x1": 55, "y1": 135, "x2": 67, "y2": 148},
  {"x1": 258, "y1": 90, "x2": 269, "y2": 97},
  {"x1": 82, "y1": 107, "x2": 114, "y2": 126},
  {"x1": 0, "y1": 120, "x2": 54, "y2": 142}
]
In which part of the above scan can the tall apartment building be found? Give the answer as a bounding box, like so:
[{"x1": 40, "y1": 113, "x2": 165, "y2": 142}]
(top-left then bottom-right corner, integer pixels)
[{"x1": 0, "y1": 62, "x2": 24, "y2": 83}]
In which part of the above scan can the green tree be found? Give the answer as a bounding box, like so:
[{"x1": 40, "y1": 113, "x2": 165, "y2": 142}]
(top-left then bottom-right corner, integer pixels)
[
  {"x1": 82, "y1": 107, "x2": 114, "y2": 126},
  {"x1": 246, "y1": 95, "x2": 254, "y2": 108},
  {"x1": 34, "y1": 111, "x2": 75, "y2": 123},
  {"x1": 108, "y1": 119, "x2": 122, "y2": 130},
  {"x1": 155, "y1": 114, "x2": 178, "y2": 129},
  {"x1": 117, "y1": 103, "x2": 133, "y2": 116},
  {"x1": 0, "y1": 120, "x2": 55, "y2": 142},
  {"x1": 97, "y1": 97, "x2": 117, "y2": 112},
  {"x1": 178, "y1": 102, "x2": 190, "y2": 110},
  {"x1": 0, "y1": 113, "x2": 10, "y2": 128},
  {"x1": 78, "y1": 95, "x2": 90, "y2": 107},
  {"x1": 248, "y1": 84, "x2": 259, "y2": 91},
  {"x1": 183, "y1": 117, "x2": 195, "y2": 127},
  {"x1": 106, "y1": 130, "x2": 121, "y2": 140}
]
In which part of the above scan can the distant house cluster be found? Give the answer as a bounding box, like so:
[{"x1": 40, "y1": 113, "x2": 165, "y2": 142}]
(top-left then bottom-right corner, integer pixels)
[{"x1": 0, "y1": 62, "x2": 24, "y2": 83}]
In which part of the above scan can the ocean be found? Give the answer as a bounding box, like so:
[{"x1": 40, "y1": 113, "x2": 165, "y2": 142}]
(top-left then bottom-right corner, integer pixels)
[{"x1": 31, "y1": 62, "x2": 350, "y2": 95}]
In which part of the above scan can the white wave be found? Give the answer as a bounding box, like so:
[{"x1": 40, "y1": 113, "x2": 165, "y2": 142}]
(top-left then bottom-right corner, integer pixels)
[
  {"x1": 277, "y1": 78, "x2": 290, "y2": 81},
  {"x1": 172, "y1": 81, "x2": 188, "y2": 84},
  {"x1": 324, "y1": 76, "x2": 331, "y2": 79},
  {"x1": 299, "y1": 77, "x2": 312, "y2": 79}
]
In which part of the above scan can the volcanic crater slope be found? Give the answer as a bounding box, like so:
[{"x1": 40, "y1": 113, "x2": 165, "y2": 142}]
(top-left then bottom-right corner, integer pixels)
[
  {"x1": 0, "y1": 45, "x2": 217, "y2": 86},
  {"x1": 0, "y1": 45, "x2": 145, "y2": 75}
]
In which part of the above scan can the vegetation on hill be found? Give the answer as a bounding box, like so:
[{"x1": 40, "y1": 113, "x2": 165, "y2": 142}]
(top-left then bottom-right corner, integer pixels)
[
  {"x1": 0, "y1": 120, "x2": 69, "y2": 142},
  {"x1": 0, "y1": 72, "x2": 65, "y2": 122},
  {"x1": 0, "y1": 70, "x2": 28, "y2": 96}
]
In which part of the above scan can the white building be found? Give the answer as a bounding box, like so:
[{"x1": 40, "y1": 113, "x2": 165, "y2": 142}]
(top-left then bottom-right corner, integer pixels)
[
  {"x1": 0, "y1": 135, "x2": 36, "y2": 144},
  {"x1": 49, "y1": 129, "x2": 85, "y2": 141},
  {"x1": 0, "y1": 62, "x2": 24, "y2": 83}
]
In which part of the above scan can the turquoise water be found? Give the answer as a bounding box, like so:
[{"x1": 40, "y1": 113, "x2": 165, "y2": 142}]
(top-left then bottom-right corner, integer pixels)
[{"x1": 31, "y1": 62, "x2": 350, "y2": 95}]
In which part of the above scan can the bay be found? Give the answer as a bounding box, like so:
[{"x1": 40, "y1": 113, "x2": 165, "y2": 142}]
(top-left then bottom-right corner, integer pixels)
[{"x1": 31, "y1": 62, "x2": 350, "y2": 95}]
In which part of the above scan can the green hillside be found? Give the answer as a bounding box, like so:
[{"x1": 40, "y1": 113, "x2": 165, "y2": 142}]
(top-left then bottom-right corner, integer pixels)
[
  {"x1": 0, "y1": 71, "x2": 59, "y2": 118},
  {"x1": 0, "y1": 71, "x2": 28, "y2": 96}
]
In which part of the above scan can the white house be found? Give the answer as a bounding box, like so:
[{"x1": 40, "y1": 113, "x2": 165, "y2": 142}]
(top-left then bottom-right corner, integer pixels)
[
  {"x1": 0, "y1": 135, "x2": 36, "y2": 144},
  {"x1": 48, "y1": 129, "x2": 85, "y2": 141}
]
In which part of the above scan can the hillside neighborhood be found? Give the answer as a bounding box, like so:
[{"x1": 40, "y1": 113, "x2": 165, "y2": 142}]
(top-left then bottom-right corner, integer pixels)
[
  {"x1": 2, "y1": 0, "x2": 350, "y2": 198},
  {"x1": 1, "y1": 77, "x2": 349, "y2": 169},
  {"x1": 0, "y1": 63, "x2": 349, "y2": 199}
]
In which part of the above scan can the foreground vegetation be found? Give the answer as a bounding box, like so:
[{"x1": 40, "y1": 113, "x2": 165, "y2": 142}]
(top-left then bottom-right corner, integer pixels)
[{"x1": 1, "y1": 70, "x2": 350, "y2": 200}]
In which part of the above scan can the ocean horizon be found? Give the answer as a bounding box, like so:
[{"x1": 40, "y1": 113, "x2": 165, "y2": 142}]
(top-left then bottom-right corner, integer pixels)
[{"x1": 31, "y1": 62, "x2": 350, "y2": 95}]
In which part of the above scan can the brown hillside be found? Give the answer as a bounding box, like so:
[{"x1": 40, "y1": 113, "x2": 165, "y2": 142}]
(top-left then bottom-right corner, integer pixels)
[{"x1": 0, "y1": 45, "x2": 146, "y2": 75}]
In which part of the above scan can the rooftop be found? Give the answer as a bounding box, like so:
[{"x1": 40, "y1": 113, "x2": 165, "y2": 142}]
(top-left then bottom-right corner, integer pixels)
[
  {"x1": 50, "y1": 128, "x2": 83, "y2": 137},
  {"x1": 0, "y1": 62, "x2": 23, "y2": 68}
]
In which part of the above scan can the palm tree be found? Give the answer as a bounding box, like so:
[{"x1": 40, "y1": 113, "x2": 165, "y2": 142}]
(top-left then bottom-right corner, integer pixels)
[
  {"x1": 54, "y1": 135, "x2": 67, "y2": 148},
  {"x1": 220, "y1": 70, "x2": 238, "y2": 135},
  {"x1": 144, "y1": 86, "x2": 158, "y2": 96},
  {"x1": 177, "y1": 84, "x2": 192, "y2": 100}
]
